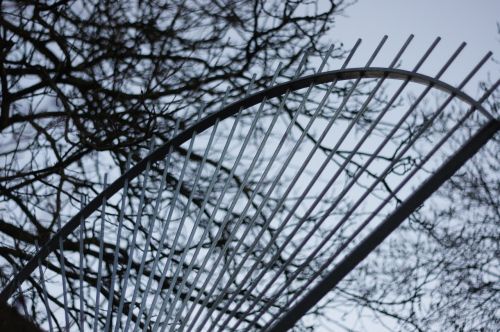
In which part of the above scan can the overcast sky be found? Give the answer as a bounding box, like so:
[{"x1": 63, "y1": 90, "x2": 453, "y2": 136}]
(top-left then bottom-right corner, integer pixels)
[
  {"x1": 335, "y1": 0, "x2": 499, "y2": 55},
  {"x1": 331, "y1": 0, "x2": 499, "y2": 97}
]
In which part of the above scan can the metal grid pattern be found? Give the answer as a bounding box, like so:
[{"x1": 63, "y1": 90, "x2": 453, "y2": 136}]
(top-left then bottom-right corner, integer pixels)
[{"x1": 1, "y1": 36, "x2": 499, "y2": 331}]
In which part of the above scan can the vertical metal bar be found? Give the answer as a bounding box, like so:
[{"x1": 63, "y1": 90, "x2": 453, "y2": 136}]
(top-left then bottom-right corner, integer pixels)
[
  {"x1": 57, "y1": 217, "x2": 70, "y2": 331},
  {"x1": 413, "y1": 37, "x2": 441, "y2": 71},
  {"x1": 139, "y1": 92, "x2": 233, "y2": 331},
  {"x1": 130, "y1": 152, "x2": 172, "y2": 331},
  {"x1": 165, "y1": 129, "x2": 225, "y2": 331},
  {"x1": 266, "y1": 118, "x2": 500, "y2": 332},
  {"x1": 175, "y1": 66, "x2": 286, "y2": 332},
  {"x1": 104, "y1": 154, "x2": 132, "y2": 331},
  {"x1": 153, "y1": 77, "x2": 256, "y2": 332},
  {"x1": 93, "y1": 174, "x2": 108, "y2": 332},
  {"x1": 79, "y1": 195, "x2": 86, "y2": 332},
  {"x1": 35, "y1": 240, "x2": 53, "y2": 332},
  {"x1": 163, "y1": 66, "x2": 284, "y2": 332},
  {"x1": 123, "y1": 140, "x2": 176, "y2": 331},
  {"x1": 113, "y1": 140, "x2": 155, "y2": 332},
  {"x1": 456, "y1": 52, "x2": 493, "y2": 89}
]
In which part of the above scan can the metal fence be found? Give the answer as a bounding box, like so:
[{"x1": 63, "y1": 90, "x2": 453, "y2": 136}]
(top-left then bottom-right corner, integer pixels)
[{"x1": 1, "y1": 36, "x2": 499, "y2": 331}]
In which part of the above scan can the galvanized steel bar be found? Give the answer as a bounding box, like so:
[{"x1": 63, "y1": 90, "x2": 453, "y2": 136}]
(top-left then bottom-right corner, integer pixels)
[
  {"x1": 35, "y1": 240, "x2": 53, "y2": 332},
  {"x1": 152, "y1": 100, "x2": 227, "y2": 331},
  {"x1": 193, "y1": 46, "x2": 339, "y2": 331},
  {"x1": 144, "y1": 138, "x2": 196, "y2": 331},
  {"x1": 57, "y1": 217, "x2": 70, "y2": 331},
  {"x1": 200, "y1": 39, "x2": 368, "y2": 330},
  {"x1": 122, "y1": 147, "x2": 173, "y2": 331},
  {"x1": 229, "y1": 36, "x2": 442, "y2": 329},
  {"x1": 93, "y1": 174, "x2": 108, "y2": 332},
  {"x1": 104, "y1": 154, "x2": 131, "y2": 331},
  {"x1": 153, "y1": 73, "x2": 260, "y2": 331},
  {"x1": 79, "y1": 196, "x2": 86, "y2": 332}
]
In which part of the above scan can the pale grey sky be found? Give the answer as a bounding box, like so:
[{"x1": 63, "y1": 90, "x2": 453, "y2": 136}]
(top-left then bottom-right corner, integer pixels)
[
  {"x1": 332, "y1": 0, "x2": 499, "y2": 96},
  {"x1": 335, "y1": 0, "x2": 499, "y2": 54}
]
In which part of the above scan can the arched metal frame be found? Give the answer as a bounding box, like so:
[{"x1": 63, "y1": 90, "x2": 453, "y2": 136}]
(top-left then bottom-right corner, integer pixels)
[{"x1": 1, "y1": 65, "x2": 499, "y2": 329}]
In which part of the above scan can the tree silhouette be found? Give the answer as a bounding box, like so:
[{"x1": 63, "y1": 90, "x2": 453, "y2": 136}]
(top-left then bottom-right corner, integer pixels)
[{"x1": 1, "y1": 1, "x2": 498, "y2": 331}]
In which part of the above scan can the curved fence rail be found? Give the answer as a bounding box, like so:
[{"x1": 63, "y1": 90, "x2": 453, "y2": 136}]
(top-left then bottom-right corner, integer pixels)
[{"x1": 1, "y1": 36, "x2": 499, "y2": 331}]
